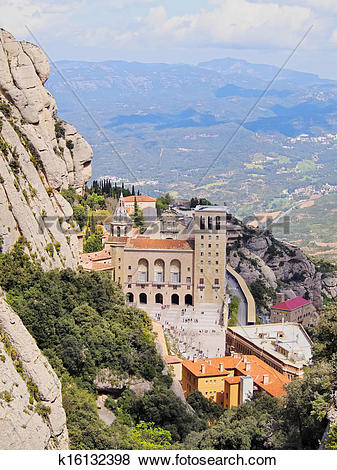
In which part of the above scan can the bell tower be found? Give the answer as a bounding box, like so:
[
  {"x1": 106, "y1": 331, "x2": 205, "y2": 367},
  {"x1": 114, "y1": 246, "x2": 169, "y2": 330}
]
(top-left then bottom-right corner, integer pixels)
[
  {"x1": 193, "y1": 205, "x2": 227, "y2": 307},
  {"x1": 111, "y1": 196, "x2": 133, "y2": 237}
]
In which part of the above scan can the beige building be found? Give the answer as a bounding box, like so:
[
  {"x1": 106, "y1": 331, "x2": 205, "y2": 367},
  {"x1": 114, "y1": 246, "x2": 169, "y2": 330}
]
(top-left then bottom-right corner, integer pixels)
[
  {"x1": 226, "y1": 323, "x2": 312, "y2": 379},
  {"x1": 123, "y1": 195, "x2": 156, "y2": 214},
  {"x1": 270, "y1": 296, "x2": 316, "y2": 328},
  {"x1": 109, "y1": 198, "x2": 227, "y2": 310}
]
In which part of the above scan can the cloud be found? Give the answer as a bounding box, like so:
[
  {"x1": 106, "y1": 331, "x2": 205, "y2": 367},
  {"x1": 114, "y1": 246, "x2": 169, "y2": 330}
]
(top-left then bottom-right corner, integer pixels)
[
  {"x1": 0, "y1": 0, "x2": 82, "y2": 37},
  {"x1": 134, "y1": 0, "x2": 312, "y2": 50}
]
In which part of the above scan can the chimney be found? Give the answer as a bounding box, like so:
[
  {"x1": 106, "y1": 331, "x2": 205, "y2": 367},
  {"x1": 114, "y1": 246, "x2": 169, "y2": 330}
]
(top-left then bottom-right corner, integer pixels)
[
  {"x1": 243, "y1": 355, "x2": 247, "y2": 363},
  {"x1": 219, "y1": 363, "x2": 223, "y2": 372},
  {"x1": 276, "y1": 292, "x2": 285, "y2": 303},
  {"x1": 263, "y1": 374, "x2": 269, "y2": 384},
  {"x1": 245, "y1": 362, "x2": 251, "y2": 371},
  {"x1": 232, "y1": 352, "x2": 238, "y2": 358},
  {"x1": 201, "y1": 364, "x2": 205, "y2": 374},
  {"x1": 193, "y1": 357, "x2": 198, "y2": 363},
  {"x1": 208, "y1": 360, "x2": 212, "y2": 365}
]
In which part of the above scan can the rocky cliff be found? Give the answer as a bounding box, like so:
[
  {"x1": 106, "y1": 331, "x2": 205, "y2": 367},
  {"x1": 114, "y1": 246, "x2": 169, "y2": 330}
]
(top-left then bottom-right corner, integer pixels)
[
  {"x1": 227, "y1": 215, "x2": 326, "y2": 314},
  {"x1": 0, "y1": 297, "x2": 68, "y2": 449},
  {"x1": 0, "y1": 29, "x2": 92, "y2": 269},
  {"x1": 0, "y1": 29, "x2": 94, "y2": 449}
]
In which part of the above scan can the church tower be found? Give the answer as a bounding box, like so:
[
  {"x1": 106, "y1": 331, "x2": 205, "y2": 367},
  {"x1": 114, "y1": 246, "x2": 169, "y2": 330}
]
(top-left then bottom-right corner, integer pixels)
[
  {"x1": 192, "y1": 205, "x2": 227, "y2": 307},
  {"x1": 111, "y1": 196, "x2": 133, "y2": 238}
]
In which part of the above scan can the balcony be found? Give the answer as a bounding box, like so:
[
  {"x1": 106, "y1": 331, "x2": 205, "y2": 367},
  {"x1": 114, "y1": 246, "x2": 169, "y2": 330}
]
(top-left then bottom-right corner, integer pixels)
[
  {"x1": 153, "y1": 281, "x2": 166, "y2": 286},
  {"x1": 213, "y1": 284, "x2": 220, "y2": 289},
  {"x1": 168, "y1": 281, "x2": 181, "y2": 287},
  {"x1": 136, "y1": 280, "x2": 150, "y2": 286},
  {"x1": 198, "y1": 283, "x2": 205, "y2": 289}
]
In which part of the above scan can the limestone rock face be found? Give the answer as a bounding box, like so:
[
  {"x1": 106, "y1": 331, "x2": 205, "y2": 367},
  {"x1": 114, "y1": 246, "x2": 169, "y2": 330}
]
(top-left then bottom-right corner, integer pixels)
[
  {"x1": 321, "y1": 273, "x2": 337, "y2": 300},
  {"x1": 0, "y1": 29, "x2": 92, "y2": 268},
  {"x1": 228, "y1": 220, "x2": 323, "y2": 313},
  {"x1": 94, "y1": 369, "x2": 151, "y2": 397},
  {"x1": 0, "y1": 297, "x2": 68, "y2": 449}
]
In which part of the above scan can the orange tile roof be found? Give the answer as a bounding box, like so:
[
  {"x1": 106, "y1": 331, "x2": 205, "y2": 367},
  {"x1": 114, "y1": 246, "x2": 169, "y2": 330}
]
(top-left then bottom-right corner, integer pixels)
[
  {"x1": 90, "y1": 262, "x2": 113, "y2": 271},
  {"x1": 126, "y1": 238, "x2": 194, "y2": 251},
  {"x1": 182, "y1": 359, "x2": 230, "y2": 377},
  {"x1": 182, "y1": 355, "x2": 290, "y2": 397},
  {"x1": 80, "y1": 250, "x2": 111, "y2": 262},
  {"x1": 124, "y1": 195, "x2": 156, "y2": 203},
  {"x1": 224, "y1": 376, "x2": 242, "y2": 384},
  {"x1": 165, "y1": 355, "x2": 182, "y2": 364}
]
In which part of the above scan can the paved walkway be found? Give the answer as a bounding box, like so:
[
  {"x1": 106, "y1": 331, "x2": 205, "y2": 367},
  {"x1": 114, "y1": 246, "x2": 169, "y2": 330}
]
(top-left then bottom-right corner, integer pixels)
[
  {"x1": 96, "y1": 395, "x2": 116, "y2": 426},
  {"x1": 226, "y1": 265, "x2": 256, "y2": 324},
  {"x1": 227, "y1": 273, "x2": 247, "y2": 325},
  {"x1": 144, "y1": 304, "x2": 226, "y2": 359}
]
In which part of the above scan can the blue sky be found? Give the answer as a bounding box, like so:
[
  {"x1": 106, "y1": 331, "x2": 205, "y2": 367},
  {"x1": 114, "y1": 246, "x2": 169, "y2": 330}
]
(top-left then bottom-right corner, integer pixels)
[{"x1": 2, "y1": 0, "x2": 337, "y2": 79}]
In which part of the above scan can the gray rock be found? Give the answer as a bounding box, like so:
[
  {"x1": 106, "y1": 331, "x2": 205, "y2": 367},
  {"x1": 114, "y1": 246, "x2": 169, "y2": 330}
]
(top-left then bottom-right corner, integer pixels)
[
  {"x1": 0, "y1": 298, "x2": 68, "y2": 449},
  {"x1": 0, "y1": 29, "x2": 92, "y2": 268}
]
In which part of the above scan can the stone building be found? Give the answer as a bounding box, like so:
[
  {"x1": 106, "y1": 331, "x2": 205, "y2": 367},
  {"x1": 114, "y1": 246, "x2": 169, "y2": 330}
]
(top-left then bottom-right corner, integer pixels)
[
  {"x1": 270, "y1": 296, "x2": 316, "y2": 328},
  {"x1": 108, "y1": 200, "x2": 227, "y2": 311}
]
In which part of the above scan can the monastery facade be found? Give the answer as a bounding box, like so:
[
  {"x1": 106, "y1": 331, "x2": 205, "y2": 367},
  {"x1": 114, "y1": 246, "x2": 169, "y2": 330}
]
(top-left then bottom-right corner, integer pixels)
[{"x1": 107, "y1": 198, "x2": 228, "y2": 313}]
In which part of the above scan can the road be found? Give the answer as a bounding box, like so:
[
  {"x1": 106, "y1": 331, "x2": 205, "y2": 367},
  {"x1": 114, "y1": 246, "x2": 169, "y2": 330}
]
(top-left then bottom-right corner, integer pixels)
[{"x1": 227, "y1": 272, "x2": 248, "y2": 326}]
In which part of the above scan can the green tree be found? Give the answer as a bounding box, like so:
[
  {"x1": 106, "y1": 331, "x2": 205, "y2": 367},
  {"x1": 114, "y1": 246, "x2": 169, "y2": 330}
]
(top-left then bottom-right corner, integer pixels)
[
  {"x1": 187, "y1": 390, "x2": 224, "y2": 423},
  {"x1": 73, "y1": 205, "x2": 87, "y2": 230},
  {"x1": 83, "y1": 233, "x2": 103, "y2": 253},
  {"x1": 132, "y1": 198, "x2": 146, "y2": 234},
  {"x1": 282, "y1": 362, "x2": 333, "y2": 449},
  {"x1": 156, "y1": 193, "x2": 174, "y2": 215},
  {"x1": 128, "y1": 421, "x2": 172, "y2": 449},
  {"x1": 312, "y1": 300, "x2": 337, "y2": 366}
]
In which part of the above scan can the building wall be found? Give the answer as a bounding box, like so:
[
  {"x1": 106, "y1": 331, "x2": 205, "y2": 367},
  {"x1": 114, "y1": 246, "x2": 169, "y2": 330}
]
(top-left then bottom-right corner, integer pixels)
[
  {"x1": 193, "y1": 208, "x2": 227, "y2": 305},
  {"x1": 181, "y1": 366, "x2": 227, "y2": 406},
  {"x1": 125, "y1": 201, "x2": 156, "y2": 214},
  {"x1": 224, "y1": 382, "x2": 240, "y2": 409},
  {"x1": 226, "y1": 330, "x2": 303, "y2": 380},
  {"x1": 121, "y1": 247, "x2": 195, "y2": 307},
  {"x1": 271, "y1": 303, "x2": 315, "y2": 327}
]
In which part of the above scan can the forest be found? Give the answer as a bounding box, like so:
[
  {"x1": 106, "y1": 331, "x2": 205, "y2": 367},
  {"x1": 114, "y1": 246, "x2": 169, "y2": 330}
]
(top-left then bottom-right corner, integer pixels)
[{"x1": 0, "y1": 238, "x2": 336, "y2": 449}]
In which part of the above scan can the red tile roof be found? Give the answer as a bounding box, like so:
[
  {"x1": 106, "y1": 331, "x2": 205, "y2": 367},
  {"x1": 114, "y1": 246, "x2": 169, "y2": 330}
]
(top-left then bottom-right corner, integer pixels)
[
  {"x1": 124, "y1": 196, "x2": 156, "y2": 203},
  {"x1": 182, "y1": 355, "x2": 290, "y2": 397},
  {"x1": 272, "y1": 296, "x2": 310, "y2": 311},
  {"x1": 126, "y1": 238, "x2": 194, "y2": 251}
]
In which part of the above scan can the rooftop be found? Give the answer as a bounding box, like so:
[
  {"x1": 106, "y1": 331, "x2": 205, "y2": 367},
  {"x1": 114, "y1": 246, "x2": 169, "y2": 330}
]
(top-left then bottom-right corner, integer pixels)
[
  {"x1": 125, "y1": 238, "x2": 194, "y2": 251},
  {"x1": 124, "y1": 195, "x2": 156, "y2": 203},
  {"x1": 272, "y1": 296, "x2": 311, "y2": 311},
  {"x1": 80, "y1": 250, "x2": 111, "y2": 263},
  {"x1": 183, "y1": 354, "x2": 289, "y2": 397},
  {"x1": 228, "y1": 323, "x2": 312, "y2": 368}
]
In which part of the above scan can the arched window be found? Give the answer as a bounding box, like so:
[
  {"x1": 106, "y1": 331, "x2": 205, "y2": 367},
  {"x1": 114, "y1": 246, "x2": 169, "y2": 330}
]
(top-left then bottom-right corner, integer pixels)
[
  {"x1": 139, "y1": 293, "x2": 147, "y2": 304},
  {"x1": 215, "y1": 216, "x2": 221, "y2": 231},
  {"x1": 200, "y1": 216, "x2": 205, "y2": 230},
  {"x1": 170, "y1": 260, "x2": 181, "y2": 284},
  {"x1": 117, "y1": 226, "x2": 121, "y2": 237},
  {"x1": 138, "y1": 259, "x2": 149, "y2": 282},
  {"x1": 154, "y1": 259, "x2": 165, "y2": 282},
  {"x1": 208, "y1": 216, "x2": 213, "y2": 230},
  {"x1": 126, "y1": 292, "x2": 134, "y2": 303},
  {"x1": 171, "y1": 294, "x2": 179, "y2": 305},
  {"x1": 155, "y1": 293, "x2": 163, "y2": 304},
  {"x1": 185, "y1": 294, "x2": 193, "y2": 306},
  {"x1": 124, "y1": 226, "x2": 128, "y2": 235}
]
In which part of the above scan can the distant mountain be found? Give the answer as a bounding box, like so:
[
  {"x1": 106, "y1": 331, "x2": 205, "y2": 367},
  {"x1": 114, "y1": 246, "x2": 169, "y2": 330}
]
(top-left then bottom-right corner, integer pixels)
[{"x1": 46, "y1": 58, "x2": 337, "y2": 244}]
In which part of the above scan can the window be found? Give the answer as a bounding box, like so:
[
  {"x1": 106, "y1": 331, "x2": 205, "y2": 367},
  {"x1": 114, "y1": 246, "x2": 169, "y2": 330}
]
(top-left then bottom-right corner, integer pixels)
[
  {"x1": 128, "y1": 266, "x2": 131, "y2": 270},
  {"x1": 208, "y1": 235, "x2": 212, "y2": 240},
  {"x1": 214, "y1": 380, "x2": 216, "y2": 383},
  {"x1": 200, "y1": 260, "x2": 204, "y2": 264},
  {"x1": 200, "y1": 269, "x2": 203, "y2": 273},
  {"x1": 208, "y1": 261, "x2": 211, "y2": 265},
  {"x1": 216, "y1": 216, "x2": 221, "y2": 230},
  {"x1": 187, "y1": 267, "x2": 191, "y2": 271},
  {"x1": 215, "y1": 269, "x2": 218, "y2": 273},
  {"x1": 200, "y1": 216, "x2": 205, "y2": 230},
  {"x1": 201, "y1": 235, "x2": 204, "y2": 240},
  {"x1": 214, "y1": 279, "x2": 219, "y2": 285},
  {"x1": 208, "y1": 244, "x2": 211, "y2": 248},
  {"x1": 186, "y1": 276, "x2": 191, "y2": 284},
  {"x1": 216, "y1": 235, "x2": 219, "y2": 240},
  {"x1": 208, "y1": 217, "x2": 213, "y2": 230},
  {"x1": 200, "y1": 252, "x2": 204, "y2": 256},
  {"x1": 216, "y1": 244, "x2": 219, "y2": 248},
  {"x1": 199, "y1": 278, "x2": 204, "y2": 285},
  {"x1": 200, "y1": 243, "x2": 204, "y2": 248},
  {"x1": 216, "y1": 261, "x2": 219, "y2": 265},
  {"x1": 226, "y1": 393, "x2": 228, "y2": 399},
  {"x1": 216, "y1": 252, "x2": 219, "y2": 257},
  {"x1": 208, "y1": 252, "x2": 211, "y2": 257}
]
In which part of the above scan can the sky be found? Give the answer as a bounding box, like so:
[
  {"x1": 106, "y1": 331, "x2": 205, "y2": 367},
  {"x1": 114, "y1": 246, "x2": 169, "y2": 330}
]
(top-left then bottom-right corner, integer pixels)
[{"x1": 2, "y1": 0, "x2": 337, "y2": 79}]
